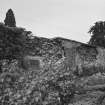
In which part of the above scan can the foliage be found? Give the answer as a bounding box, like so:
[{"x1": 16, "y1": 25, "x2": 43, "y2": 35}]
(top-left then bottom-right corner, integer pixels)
[
  {"x1": 0, "y1": 23, "x2": 32, "y2": 61},
  {"x1": 4, "y1": 9, "x2": 16, "y2": 27},
  {"x1": 88, "y1": 21, "x2": 105, "y2": 48}
]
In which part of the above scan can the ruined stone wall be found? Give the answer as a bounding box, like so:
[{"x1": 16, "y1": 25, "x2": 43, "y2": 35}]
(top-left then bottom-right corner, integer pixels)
[
  {"x1": 22, "y1": 37, "x2": 105, "y2": 75},
  {"x1": 60, "y1": 38, "x2": 105, "y2": 76}
]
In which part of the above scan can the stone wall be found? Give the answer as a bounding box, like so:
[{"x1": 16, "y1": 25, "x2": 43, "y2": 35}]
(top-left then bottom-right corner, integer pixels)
[
  {"x1": 57, "y1": 37, "x2": 105, "y2": 76},
  {"x1": 22, "y1": 37, "x2": 105, "y2": 75}
]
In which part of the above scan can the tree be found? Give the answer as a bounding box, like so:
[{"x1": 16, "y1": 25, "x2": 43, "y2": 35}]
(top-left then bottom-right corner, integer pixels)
[
  {"x1": 0, "y1": 23, "x2": 32, "y2": 61},
  {"x1": 88, "y1": 21, "x2": 105, "y2": 48},
  {"x1": 4, "y1": 9, "x2": 16, "y2": 27}
]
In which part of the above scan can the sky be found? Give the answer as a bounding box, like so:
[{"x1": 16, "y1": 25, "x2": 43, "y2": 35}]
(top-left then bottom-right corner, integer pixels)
[{"x1": 0, "y1": 0, "x2": 105, "y2": 43}]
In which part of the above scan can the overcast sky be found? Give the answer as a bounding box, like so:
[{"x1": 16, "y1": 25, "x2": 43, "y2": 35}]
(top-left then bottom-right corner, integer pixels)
[{"x1": 0, "y1": 0, "x2": 105, "y2": 43}]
